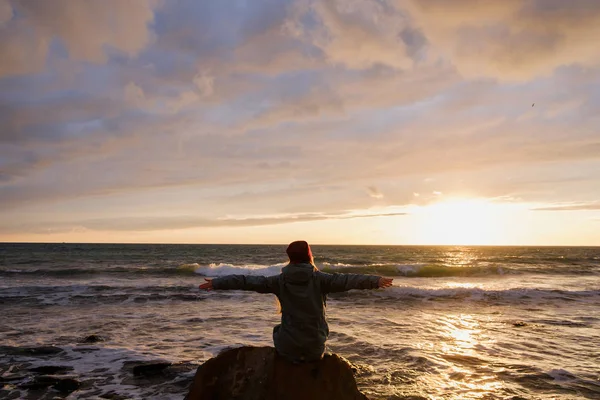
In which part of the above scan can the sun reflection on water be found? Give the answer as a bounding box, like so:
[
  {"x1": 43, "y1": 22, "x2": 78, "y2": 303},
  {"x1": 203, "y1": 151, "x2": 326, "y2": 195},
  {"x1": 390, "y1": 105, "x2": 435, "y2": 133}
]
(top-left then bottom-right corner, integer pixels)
[
  {"x1": 440, "y1": 314, "x2": 480, "y2": 352},
  {"x1": 432, "y1": 314, "x2": 502, "y2": 398},
  {"x1": 442, "y1": 247, "x2": 480, "y2": 266},
  {"x1": 445, "y1": 282, "x2": 479, "y2": 289}
]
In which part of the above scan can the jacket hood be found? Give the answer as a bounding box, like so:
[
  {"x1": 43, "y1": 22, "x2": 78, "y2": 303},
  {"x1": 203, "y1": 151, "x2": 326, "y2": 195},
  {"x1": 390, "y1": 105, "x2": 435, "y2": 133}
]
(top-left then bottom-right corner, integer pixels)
[{"x1": 281, "y1": 262, "x2": 315, "y2": 284}]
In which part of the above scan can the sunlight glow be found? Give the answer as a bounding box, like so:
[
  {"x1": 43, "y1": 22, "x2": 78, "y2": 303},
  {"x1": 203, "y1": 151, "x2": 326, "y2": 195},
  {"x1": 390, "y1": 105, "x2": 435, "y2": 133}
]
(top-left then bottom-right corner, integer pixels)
[{"x1": 413, "y1": 199, "x2": 512, "y2": 245}]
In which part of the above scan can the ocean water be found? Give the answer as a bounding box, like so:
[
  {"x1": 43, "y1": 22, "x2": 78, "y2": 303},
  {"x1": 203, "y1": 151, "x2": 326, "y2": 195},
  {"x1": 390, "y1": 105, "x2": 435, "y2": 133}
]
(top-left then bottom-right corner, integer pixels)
[{"x1": 1, "y1": 243, "x2": 599, "y2": 399}]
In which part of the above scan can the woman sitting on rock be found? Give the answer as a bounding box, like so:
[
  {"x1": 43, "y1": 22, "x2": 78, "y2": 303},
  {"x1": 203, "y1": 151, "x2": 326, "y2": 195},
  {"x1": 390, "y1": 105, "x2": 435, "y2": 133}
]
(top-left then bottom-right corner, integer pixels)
[{"x1": 199, "y1": 240, "x2": 393, "y2": 363}]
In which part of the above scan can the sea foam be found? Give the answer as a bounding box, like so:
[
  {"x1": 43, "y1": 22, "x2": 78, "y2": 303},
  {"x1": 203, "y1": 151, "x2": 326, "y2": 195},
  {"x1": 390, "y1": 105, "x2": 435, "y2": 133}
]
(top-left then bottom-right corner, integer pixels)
[{"x1": 192, "y1": 262, "x2": 287, "y2": 277}]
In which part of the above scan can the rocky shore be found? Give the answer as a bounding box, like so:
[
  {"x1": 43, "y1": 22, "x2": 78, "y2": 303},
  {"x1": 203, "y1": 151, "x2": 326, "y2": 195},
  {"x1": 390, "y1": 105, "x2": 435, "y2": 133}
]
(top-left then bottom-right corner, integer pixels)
[
  {"x1": 2, "y1": 342, "x2": 370, "y2": 399},
  {"x1": 0, "y1": 339, "x2": 196, "y2": 399}
]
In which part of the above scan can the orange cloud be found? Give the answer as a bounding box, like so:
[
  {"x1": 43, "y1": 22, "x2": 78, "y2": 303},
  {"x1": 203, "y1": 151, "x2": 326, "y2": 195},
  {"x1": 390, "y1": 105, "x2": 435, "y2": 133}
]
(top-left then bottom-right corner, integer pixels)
[
  {"x1": 0, "y1": 0, "x2": 159, "y2": 77},
  {"x1": 309, "y1": 0, "x2": 413, "y2": 70},
  {"x1": 402, "y1": 0, "x2": 600, "y2": 79},
  {"x1": 0, "y1": 0, "x2": 12, "y2": 25}
]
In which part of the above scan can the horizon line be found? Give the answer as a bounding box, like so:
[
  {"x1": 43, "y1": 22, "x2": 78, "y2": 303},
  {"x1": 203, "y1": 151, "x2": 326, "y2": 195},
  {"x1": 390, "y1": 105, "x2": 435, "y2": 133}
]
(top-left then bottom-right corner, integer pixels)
[{"x1": 1, "y1": 241, "x2": 599, "y2": 248}]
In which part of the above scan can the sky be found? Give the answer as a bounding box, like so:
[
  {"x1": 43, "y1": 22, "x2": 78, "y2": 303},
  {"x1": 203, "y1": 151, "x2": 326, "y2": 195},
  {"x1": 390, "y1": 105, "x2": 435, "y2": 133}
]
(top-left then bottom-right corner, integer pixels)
[{"x1": 1, "y1": 0, "x2": 599, "y2": 246}]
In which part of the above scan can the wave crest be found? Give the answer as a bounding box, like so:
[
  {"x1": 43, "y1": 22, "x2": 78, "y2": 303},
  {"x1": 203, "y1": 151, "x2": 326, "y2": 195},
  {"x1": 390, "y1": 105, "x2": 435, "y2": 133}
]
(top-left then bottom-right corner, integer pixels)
[
  {"x1": 192, "y1": 262, "x2": 286, "y2": 277},
  {"x1": 321, "y1": 263, "x2": 506, "y2": 277}
]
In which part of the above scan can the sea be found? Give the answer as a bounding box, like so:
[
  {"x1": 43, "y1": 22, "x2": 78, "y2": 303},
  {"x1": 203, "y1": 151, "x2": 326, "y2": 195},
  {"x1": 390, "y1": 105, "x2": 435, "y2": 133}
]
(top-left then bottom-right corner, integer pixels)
[{"x1": 1, "y1": 243, "x2": 599, "y2": 399}]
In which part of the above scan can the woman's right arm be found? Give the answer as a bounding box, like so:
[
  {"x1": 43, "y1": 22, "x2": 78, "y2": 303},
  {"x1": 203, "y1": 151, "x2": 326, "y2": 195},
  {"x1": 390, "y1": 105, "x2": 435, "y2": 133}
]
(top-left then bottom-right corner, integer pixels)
[{"x1": 201, "y1": 275, "x2": 280, "y2": 294}]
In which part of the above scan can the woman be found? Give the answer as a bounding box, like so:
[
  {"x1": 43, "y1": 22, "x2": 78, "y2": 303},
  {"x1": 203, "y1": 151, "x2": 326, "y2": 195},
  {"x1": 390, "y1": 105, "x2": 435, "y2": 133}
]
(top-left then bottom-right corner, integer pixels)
[{"x1": 199, "y1": 240, "x2": 393, "y2": 362}]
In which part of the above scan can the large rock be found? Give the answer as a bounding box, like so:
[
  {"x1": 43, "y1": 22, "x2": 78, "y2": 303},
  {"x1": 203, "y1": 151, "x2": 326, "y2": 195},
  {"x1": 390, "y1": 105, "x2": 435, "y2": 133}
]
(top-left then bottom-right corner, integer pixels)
[{"x1": 185, "y1": 346, "x2": 369, "y2": 400}]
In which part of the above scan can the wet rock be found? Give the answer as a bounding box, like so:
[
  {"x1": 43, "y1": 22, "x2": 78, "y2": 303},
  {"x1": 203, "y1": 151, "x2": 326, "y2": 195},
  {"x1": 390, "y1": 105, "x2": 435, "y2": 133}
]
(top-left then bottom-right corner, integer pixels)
[
  {"x1": 121, "y1": 360, "x2": 196, "y2": 388},
  {"x1": 53, "y1": 377, "x2": 81, "y2": 393},
  {"x1": 99, "y1": 391, "x2": 130, "y2": 399},
  {"x1": 20, "y1": 375, "x2": 80, "y2": 393},
  {"x1": 0, "y1": 373, "x2": 27, "y2": 382},
  {"x1": 0, "y1": 388, "x2": 21, "y2": 399},
  {"x1": 185, "y1": 346, "x2": 369, "y2": 400},
  {"x1": 73, "y1": 347, "x2": 101, "y2": 353},
  {"x1": 0, "y1": 364, "x2": 29, "y2": 382},
  {"x1": 513, "y1": 321, "x2": 527, "y2": 327},
  {"x1": 132, "y1": 362, "x2": 172, "y2": 377},
  {"x1": 82, "y1": 334, "x2": 106, "y2": 343},
  {"x1": 30, "y1": 365, "x2": 74, "y2": 374},
  {"x1": 0, "y1": 345, "x2": 64, "y2": 356},
  {"x1": 20, "y1": 376, "x2": 59, "y2": 390}
]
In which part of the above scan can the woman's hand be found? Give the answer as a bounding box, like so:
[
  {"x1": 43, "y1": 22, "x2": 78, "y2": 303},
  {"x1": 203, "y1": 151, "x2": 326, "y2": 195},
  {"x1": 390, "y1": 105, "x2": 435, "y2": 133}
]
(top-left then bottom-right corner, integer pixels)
[
  {"x1": 199, "y1": 278, "x2": 213, "y2": 291},
  {"x1": 378, "y1": 277, "x2": 393, "y2": 288}
]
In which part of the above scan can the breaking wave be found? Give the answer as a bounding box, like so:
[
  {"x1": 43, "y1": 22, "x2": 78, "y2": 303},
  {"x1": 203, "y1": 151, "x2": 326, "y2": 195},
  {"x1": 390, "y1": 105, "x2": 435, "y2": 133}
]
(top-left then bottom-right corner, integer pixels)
[{"x1": 2, "y1": 261, "x2": 598, "y2": 279}]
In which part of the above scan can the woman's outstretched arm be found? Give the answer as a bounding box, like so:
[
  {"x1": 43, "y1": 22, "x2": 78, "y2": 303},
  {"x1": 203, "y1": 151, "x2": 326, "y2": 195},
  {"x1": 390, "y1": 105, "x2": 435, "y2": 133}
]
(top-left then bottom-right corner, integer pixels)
[
  {"x1": 317, "y1": 272, "x2": 393, "y2": 293},
  {"x1": 199, "y1": 275, "x2": 280, "y2": 294}
]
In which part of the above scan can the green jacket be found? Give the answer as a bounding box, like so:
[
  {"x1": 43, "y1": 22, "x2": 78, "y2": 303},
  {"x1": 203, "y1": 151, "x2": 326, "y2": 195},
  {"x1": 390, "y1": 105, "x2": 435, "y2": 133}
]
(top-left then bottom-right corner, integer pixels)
[{"x1": 211, "y1": 263, "x2": 381, "y2": 362}]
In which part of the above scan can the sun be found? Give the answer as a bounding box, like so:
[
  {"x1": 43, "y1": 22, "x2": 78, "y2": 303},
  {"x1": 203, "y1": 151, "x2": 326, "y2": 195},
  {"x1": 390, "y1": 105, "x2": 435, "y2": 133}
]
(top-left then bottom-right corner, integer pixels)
[{"x1": 414, "y1": 198, "x2": 510, "y2": 245}]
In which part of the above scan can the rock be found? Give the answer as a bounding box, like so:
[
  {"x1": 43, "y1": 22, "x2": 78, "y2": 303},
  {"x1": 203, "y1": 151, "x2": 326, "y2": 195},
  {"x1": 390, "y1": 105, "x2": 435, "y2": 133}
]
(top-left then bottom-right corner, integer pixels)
[
  {"x1": 82, "y1": 334, "x2": 106, "y2": 343},
  {"x1": 53, "y1": 377, "x2": 81, "y2": 393},
  {"x1": 20, "y1": 376, "x2": 60, "y2": 390},
  {"x1": 30, "y1": 365, "x2": 74, "y2": 374},
  {"x1": 0, "y1": 375, "x2": 24, "y2": 383},
  {"x1": 0, "y1": 345, "x2": 64, "y2": 356},
  {"x1": 513, "y1": 321, "x2": 527, "y2": 327},
  {"x1": 73, "y1": 347, "x2": 101, "y2": 353},
  {"x1": 120, "y1": 360, "x2": 196, "y2": 388},
  {"x1": 0, "y1": 364, "x2": 29, "y2": 383},
  {"x1": 20, "y1": 375, "x2": 80, "y2": 393},
  {"x1": 99, "y1": 391, "x2": 130, "y2": 399},
  {"x1": 132, "y1": 362, "x2": 172, "y2": 377},
  {"x1": 0, "y1": 388, "x2": 21, "y2": 400},
  {"x1": 0, "y1": 372, "x2": 27, "y2": 383},
  {"x1": 185, "y1": 346, "x2": 369, "y2": 400}
]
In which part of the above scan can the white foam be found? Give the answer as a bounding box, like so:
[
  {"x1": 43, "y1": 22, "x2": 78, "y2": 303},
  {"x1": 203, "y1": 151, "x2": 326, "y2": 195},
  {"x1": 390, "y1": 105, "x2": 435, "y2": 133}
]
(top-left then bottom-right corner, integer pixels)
[
  {"x1": 177, "y1": 263, "x2": 201, "y2": 271},
  {"x1": 321, "y1": 262, "x2": 356, "y2": 267},
  {"x1": 395, "y1": 264, "x2": 427, "y2": 274},
  {"x1": 350, "y1": 286, "x2": 600, "y2": 303},
  {"x1": 193, "y1": 262, "x2": 286, "y2": 277}
]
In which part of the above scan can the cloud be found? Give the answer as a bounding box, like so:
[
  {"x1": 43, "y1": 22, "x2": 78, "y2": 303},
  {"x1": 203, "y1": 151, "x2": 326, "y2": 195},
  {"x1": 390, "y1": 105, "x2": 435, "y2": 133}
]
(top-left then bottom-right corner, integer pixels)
[
  {"x1": 532, "y1": 203, "x2": 600, "y2": 211},
  {"x1": 0, "y1": 17, "x2": 50, "y2": 77},
  {"x1": 0, "y1": 0, "x2": 158, "y2": 77},
  {"x1": 403, "y1": 0, "x2": 600, "y2": 79},
  {"x1": 307, "y1": 0, "x2": 413, "y2": 70},
  {"x1": 0, "y1": 210, "x2": 407, "y2": 234},
  {"x1": 0, "y1": 95, "x2": 124, "y2": 144},
  {"x1": 367, "y1": 186, "x2": 384, "y2": 199},
  {"x1": 0, "y1": 0, "x2": 12, "y2": 25},
  {"x1": 242, "y1": 63, "x2": 458, "y2": 130},
  {"x1": 193, "y1": 71, "x2": 215, "y2": 97},
  {"x1": 123, "y1": 81, "x2": 201, "y2": 114},
  {"x1": 230, "y1": 12, "x2": 322, "y2": 76}
]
